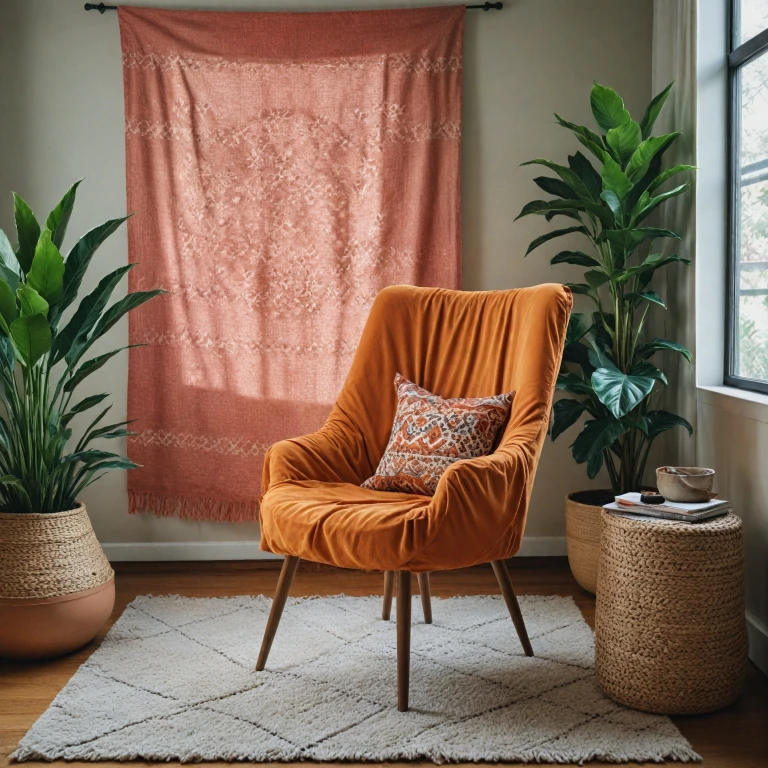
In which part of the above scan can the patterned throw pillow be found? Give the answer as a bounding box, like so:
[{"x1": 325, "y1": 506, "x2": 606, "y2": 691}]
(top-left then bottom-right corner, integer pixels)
[{"x1": 361, "y1": 374, "x2": 515, "y2": 496}]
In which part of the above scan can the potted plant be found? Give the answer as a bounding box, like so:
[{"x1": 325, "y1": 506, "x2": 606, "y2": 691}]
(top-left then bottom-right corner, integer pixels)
[
  {"x1": 517, "y1": 82, "x2": 694, "y2": 592},
  {"x1": 0, "y1": 182, "x2": 162, "y2": 658}
]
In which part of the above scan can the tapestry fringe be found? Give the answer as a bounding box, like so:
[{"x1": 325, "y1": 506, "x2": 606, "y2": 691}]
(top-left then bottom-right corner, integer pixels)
[{"x1": 128, "y1": 490, "x2": 259, "y2": 523}]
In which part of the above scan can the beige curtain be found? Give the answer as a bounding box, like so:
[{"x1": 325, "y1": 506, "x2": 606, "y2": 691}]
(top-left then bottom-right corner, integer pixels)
[{"x1": 648, "y1": 0, "x2": 698, "y2": 471}]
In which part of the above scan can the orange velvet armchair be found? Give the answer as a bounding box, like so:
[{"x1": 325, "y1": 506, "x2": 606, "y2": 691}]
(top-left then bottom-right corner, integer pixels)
[{"x1": 256, "y1": 284, "x2": 572, "y2": 710}]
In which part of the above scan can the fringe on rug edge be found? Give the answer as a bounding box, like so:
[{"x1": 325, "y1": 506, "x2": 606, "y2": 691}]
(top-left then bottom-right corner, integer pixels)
[{"x1": 128, "y1": 490, "x2": 259, "y2": 523}]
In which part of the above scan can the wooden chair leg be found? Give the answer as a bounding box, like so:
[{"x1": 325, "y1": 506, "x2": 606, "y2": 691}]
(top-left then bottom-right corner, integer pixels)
[
  {"x1": 416, "y1": 572, "x2": 432, "y2": 624},
  {"x1": 255, "y1": 555, "x2": 300, "y2": 671},
  {"x1": 382, "y1": 570, "x2": 396, "y2": 620},
  {"x1": 397, "y1": 571, "x2": 412, "y2": 712},
  {"x1": 491, "y1": 559, "x2": 534, "y2": 657}
]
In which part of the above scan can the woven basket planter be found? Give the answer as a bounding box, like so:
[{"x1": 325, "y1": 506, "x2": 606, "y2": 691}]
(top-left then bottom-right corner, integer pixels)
[
  {"x1": 595, "y1": 510, "x2": 748, "y2": 715},
  {"x1": 0, "y1": 504, "x2": 115, "y2": 659},
  {"x1": 564, "y1": 491, "x2": 612, "y2": 594}
]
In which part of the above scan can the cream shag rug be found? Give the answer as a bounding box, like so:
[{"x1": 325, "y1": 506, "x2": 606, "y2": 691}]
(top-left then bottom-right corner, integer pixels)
[{"x1": 13, "y1": 594, "x2": 700, "y2": 763}]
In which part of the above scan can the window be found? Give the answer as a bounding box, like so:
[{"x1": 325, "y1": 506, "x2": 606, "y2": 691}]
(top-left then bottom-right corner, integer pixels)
[{"x1": 727, "y1": 1, "x2": 768, "y2": 393}]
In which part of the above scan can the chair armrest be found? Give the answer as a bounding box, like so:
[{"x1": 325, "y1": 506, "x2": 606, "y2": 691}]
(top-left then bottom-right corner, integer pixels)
[
  {"x1": 422, "y1": 433, "x2": 541, "y2": 567},
  {"x1": 261, "y1": 420, "x2": 370, "y2": 494}
]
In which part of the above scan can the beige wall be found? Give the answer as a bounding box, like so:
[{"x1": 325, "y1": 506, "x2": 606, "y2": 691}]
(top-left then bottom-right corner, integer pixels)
[{"x1": 0, "y1": 0, "x2": 653, "y2": 558}]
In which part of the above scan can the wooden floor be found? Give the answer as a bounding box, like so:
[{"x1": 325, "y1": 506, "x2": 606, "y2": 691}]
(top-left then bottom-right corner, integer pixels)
[{"x1": 1, "y1": 558, "x2": 766, "y2": 767}]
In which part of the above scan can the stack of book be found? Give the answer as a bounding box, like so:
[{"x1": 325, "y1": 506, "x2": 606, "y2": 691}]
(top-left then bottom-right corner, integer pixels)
[{"x1": 603, "y1": 492, "x2": 731, "y2": 523}]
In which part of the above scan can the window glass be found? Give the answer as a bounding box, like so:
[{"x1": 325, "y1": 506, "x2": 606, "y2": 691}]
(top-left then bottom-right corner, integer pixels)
[
  {"x1": 735, "y1": 49, "x2": 768, "y2": 381},
  {"x1": 737, "y1": 0, "x2": 768, "y2": 46}
]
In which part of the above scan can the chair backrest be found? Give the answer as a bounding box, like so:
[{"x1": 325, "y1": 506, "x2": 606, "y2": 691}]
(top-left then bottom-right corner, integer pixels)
[{"x1": 330, "y1": 284, "x2": 573, "y2": 476}]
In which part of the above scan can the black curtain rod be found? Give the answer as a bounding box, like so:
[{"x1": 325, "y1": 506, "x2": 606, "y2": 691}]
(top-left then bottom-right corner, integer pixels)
[{"x1": 84, "y1": 2, "x2": 503, "y2": 12}]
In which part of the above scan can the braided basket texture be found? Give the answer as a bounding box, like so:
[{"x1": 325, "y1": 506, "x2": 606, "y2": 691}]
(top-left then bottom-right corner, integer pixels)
[
  {"x1": 564, "y1": 493, "x2": 603, "y2": 594},
  {"x1": 595, "y1": 510, "x2": 748, "y2": 715},
  {"x1": 0, "y1": 505, "x2": 113, "y2": 600}
]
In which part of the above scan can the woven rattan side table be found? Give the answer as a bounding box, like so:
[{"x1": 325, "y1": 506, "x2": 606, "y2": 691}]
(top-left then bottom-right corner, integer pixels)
[{"x1": 595, "y1": 510, "x2": 748, "y2": 715}]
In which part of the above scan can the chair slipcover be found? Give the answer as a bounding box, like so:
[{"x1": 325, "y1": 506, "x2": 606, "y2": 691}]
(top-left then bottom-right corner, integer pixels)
[{"x1": 259, "y1": 284, "x2": 572, "y2": 572}]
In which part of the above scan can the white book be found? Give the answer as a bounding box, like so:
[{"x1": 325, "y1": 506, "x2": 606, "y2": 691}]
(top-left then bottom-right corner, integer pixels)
[{"x1": 604, "y1": 492, "x2": 731, "y2": 523}]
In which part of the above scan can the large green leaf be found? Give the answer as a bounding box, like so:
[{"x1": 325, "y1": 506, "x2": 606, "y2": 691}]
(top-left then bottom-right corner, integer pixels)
[
  {"x1": 647, "y1": 164, "x2": 696, "y2": 194},
  {"x1": 634, "y1": 182, "x2": 692, "y2": 224},
  {"x1": 0, "y1": 335, "x2": 15, "y2": 373},
  {"x1": 61, "y1": 393, "x2": 110, "y2": 426},
  {"x1": 619, "y1": 253, "x2": 690, "y2": 282},
  {"x1": 584, "y1": 269, "x2": 609, "y2": 289},
  {"x1": 554, "y1": 113, "x2": 608, "y2": 162},
  {"x1": 631, "y1": 360, "x2": 668, "y2": 385},
  {"x1": 521, "y1": 159, "x2": 594, "y2": 202},
  {"x1": 551, "y1": 399, "x2": 587, "y2": 441},
  {"x1": 590, "y1": 83, "x2": 631, "y2": 132},
  {"x1": 591, "y1": 367, "x2": 655, "y2": 419},
  {"x1": 516, "y1": 199, "x2": 613, "y2": 229},
  {"x1": 586, "y1": 449, "x2": 604, "y2": 479},
  {"x1": 639, "y1": 81, "x2": 674, "y2": 139},
  {"x1": 566, "y1": 312, "x2": 591, "y2": 343},
  {"x1": 634, "y1": 337, "x2": 692, "y2": 364},
  {"x1": 568, "y1": 152, "x2": 602, "y2": 201},
  {"x1": 88, "y1": 290, "x2": 164, "y2": 348},
  {"x1": 63, "y1": 345, "x2": 139, "y2": 393},
  {"x1": 45, "y1": 180, "x2": 82, "y2": 249},
  {"x1": 624, "y1": 133, "x2": 681, "y2": 183},
  {"x1": 605, "y1": 120, "x2": 641, "y2": 167},
  {"x1": 17, "y1": 285, "x2": 49, "y2": 317},
  {"x1": 54, "y1": 264, "x2": 134, "y2": 365},
  {"x1": 0, "y1": 229, "x2": 21, "y2": 284},
  {"x1": 645, "y1": 409, "x2": 693, "y2": 438},
  {"x1": 27, "y1": 230, "x2": 65, "y2": 305},
  {"x1": 56, "y1": 216, "x2": 131, "y2": 320},
  {"x1": 599, "y1": 229, "x2": 646, "y2": 267},
  {"x1": 600, "y1": 157, "x2": 633, "y2": 220},
  {"x1": 13, "y1": 193, "x2": 40, "y2": 274},
  {"x1": 0, "y1": 279, "x2": 17, "y2": 327},
  {"x1": 533, "y1": 176, "x2": 575, "y2": 199},
  {"x1": 10, "y1": 313, "x2": 51, "y2": 367},
  {"x1": 525, "y1": 226, "x2": 588, "y2": 256},
  {"x1": 550, "y1": 251, "x2": 600, "y2": 267},
  {"x1": 625, "y1": 290, "x2": 665, "y2": 308},
  {"x1": 571, "y1": 417, "x2": 627, "y2": 463},
  {"x1": 556, "y1": 372, "x2": 595, "y2": 396}
]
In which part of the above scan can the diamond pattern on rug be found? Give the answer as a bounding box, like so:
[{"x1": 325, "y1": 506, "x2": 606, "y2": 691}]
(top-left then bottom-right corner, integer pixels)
[{"x1": 12, "y1": 594, "x2": 701, "y2": 763}]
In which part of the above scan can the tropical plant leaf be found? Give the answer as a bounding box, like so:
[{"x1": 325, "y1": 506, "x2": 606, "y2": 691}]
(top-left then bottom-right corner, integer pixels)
[
  {"x1": 590, "y1": 83, "x2": 631, "y2": 132},
  {"x1": 0, "y1": 229, "x2": 21, "y2": 283},
  {"x1": 45, "y1": 180, "x2": 82, "y2": 249},
  {"x1": 27, "y1": 230, "x2": 65, "y2": 305},
  {"x1": 591, "y1": 367, "x2": 655, "y2": 419},
  {"x1": 54, "y1": 264, "x2": 134, "y2": 365},
  {"x1": 625, "y1": 290, "x2": 665, "y2": 308},
  {"x1": 61, "y1": 393, "x2": 110, "y2": 426},
  {"x1": 631, "y1": 360, "x2": 668, "y2": 385},
  {"x1": 550, "y1": 251, "x2": 600, "y2": 267},
  {"x1": 521, "y1": 159, "x2": 594, "y2": 201},
  {"x1": 648, "y1": 164, "x2": 696, "y2": 194},
  {"x1": 0, "y1": 279, "x2": 17, "y2": 327},
  {"x1": 533, "y1": 176, "x2": 575, "y2": 199},
  {"x1": 63, "y1": 345, "x2": 140, "y2": 393},
  {"x1": 605, "y1": 120, "x2": 641, "y2": 167},
  {"x1": 13, "y1": 193, "x2": 40, "y2": 274},
  {"x1": 619, "y1": 252, "x2": 690, "y2": 283},
  {"x1": 87, "y1": 290, "x2": 165, "y2": 353},
  {"x1": 571, "y1": 417, "x2": 627, "y2": 463},
  {"x1": 516, "y1": 198, "x2": 613, "y2": 228},
  {"x1": 634, "y1": 183, "x2": 692, "y2": 224},
  {"x1": 601, "y1": 156, "x2": 633, "y2": 200},
  {"x1": 10, "y1": 313, "x2": 51, "y2": 367},
  {"x1": 551, "y1": 398, "x2": 587, "y2": 441},
  {"x1": 584, "y1": 269, "x2": 609, "y2": 289},
  {"x1": 586, "y1": 449, "x2": 604, "y2": 479},
  {"x1": 599, "y1": 229, "x2": 647, "y2": 267},
  {"x1": 17, "y1": 285, "x2": 49, "y2": 317},
  {"x1": 639, "y1": 80, "x2": 674, "y2": 139},
  {"x1": 55, "y1": 216, "x2": 131, "y2": 320},
  {"x1": 554, "y1": 113, "x2": 608, "y2": 162},
  {"x1": 645, "y1": 409, "x2": 693, "y2": 438},
  {"x1": 634, "y1": 337, "x2": 693, "y2": 364},
  {"x1": 556, "y1": 372, "x2": 595, "y2": 396},
  {"x1": 525, "y1": 226, "x2": 588, "y2": 256},
  {"x1": 0, "y1": 335, "x2": 15, "y2": 373},
  {"x1": 566, "y1": 312, "x2": 591, "y2": 343},
  {"x1": 624, "y1": 132, "x2": 681, "y2": 182},
  {"x1": 564, "y1": 282, "x2": 593, "y2": 296},
  {"x1": 587, "y1": 344, "x2": 615, "y2": 371},
  {"x1": 567, "y1": 152, "x2": 602, "y2": 200}
]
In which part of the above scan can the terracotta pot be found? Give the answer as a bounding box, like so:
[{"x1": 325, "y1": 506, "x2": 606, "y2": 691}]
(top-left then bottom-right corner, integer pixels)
[
  {"x1": 564, "y1": 489, "x2": 614, "y2": 594},
  {"x1": 0, "y1": 503, "x2": 115, "y2": 659}
]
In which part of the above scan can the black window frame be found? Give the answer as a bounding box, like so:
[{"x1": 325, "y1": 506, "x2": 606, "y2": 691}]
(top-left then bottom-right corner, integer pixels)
[{"x1": 726, "y1": 3, "x2": 768, "y2": 395}]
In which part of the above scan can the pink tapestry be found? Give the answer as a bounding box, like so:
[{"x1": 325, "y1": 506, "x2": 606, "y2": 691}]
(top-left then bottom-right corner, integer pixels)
[{"x1": 119, "y1": 5, "x2": 463, "y2": 521}]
